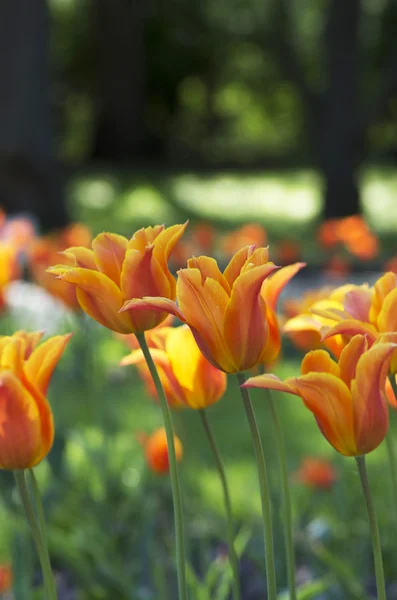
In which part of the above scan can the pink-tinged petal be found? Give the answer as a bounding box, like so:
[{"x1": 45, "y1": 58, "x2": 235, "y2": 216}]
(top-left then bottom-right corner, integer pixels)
[
  {"x1": 61, "y1": 247, "x2": 97, "y2": 270},
  {"x1": 177, "y1": 268, "x2": 236, "y2": 372},
  {"x1": 290, "y1": 373, "x2": 356, "y2": 456},
  {"x1": 261, "y1": 262, "x2": 306, "y2": 311},
  {"x1": 92, "y1": 233, "x2": 128, "y2": 286},
  {"x1": 48, "y1": 266, "x2": 132, "y2": 333},
  {"x1": 187, "y1": 256, "x2": 230, "y2": 294},
  {"x1": 321, "y1": 320, "x2": 378, "y2": 344},
  {"x1": 24, "y1": 334, "x2": 72, "y2": 395},
  {"x1": 344, "y1": 287, "x2": 372, "y2": 322},
  {"x1": 369, "y1": 272, "x2": 397, "y2": 323},
  {"x1": 242, "y1": 374, "x2": 299, "y2": 396},
  {"x1": 351, "y1": 342, "x2": 396, "y2": 454},
  {"x1": 0, "y1": 372, "x2": 42, "y2": 469},
  {"x1": 310, "y1": 306, "x2": 348, "y2": 321},
  {"x1": 223, "y1": 245, "x2": 257, "y2": 287},
  {"x1": 121, "y1": 297, "x2": 186, "y2": 322},
  {"x1": 223, "y1": 263, "x2": 278, "y2": 372},
  {"x1": 338, "y1": 335, "x2": 367, "y2": 387},
  {"x1": 300, "y1": 349, "x2": 340, "y2": 377},
  {"x1": 376, "y1": 288, "x2": 397, "y2": 333}
]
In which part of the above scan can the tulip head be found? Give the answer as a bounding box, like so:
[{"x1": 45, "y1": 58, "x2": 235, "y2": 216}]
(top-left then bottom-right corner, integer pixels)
[
  {"x1": 47, "y1": 223, "x2": 187, "y2": 333},
  {"x1": 121, "y1": 325, "x2": 227, "y2": 409},
  {"x1": 0, "y1": 331, "x2": 70, "y2": 470},
  {"x1": 244, "y1": 335, "x2": 396, "y2": 456},
  {"x1": 140, "y1": 428, "x2": 183, "y2": 474},
  {"x1": 122, "y1": 245, "x2": 283, "y2": 373}
]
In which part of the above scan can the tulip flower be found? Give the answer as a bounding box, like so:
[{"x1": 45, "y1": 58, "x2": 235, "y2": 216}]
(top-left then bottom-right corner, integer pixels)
[
  {"x1": 28, "y1": 223, "x2": 93, "y2": 311},
  {"x1": 0, "y1": 331, "x2": 70, "y2": 470},
  {"x1": 283, "y1": 283, "x2": 368, "y2": 357},
  {"x1": 122, "y1": 245, "x2": 303, "y2": 373},
  {"x1": 294, "y1": 458, "x2": 337, "y2": 490},
  {"x1": 121, "y1": 324, "x2": 226, "y2": 409},
  {"x1": 0, "y1": 243, "x2": 20, "y2": 310},
  {"x1": 244, "y1": 335, "x2": 397, "y2": 456},
  {"x1": 47, "y1": 223, "x2": 187, "y2": 333},
  {"x1": 139, "y1": 428, "x2": 183, "y2": 474}
]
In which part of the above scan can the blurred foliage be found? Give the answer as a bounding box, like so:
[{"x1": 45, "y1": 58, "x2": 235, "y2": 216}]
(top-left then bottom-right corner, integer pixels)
[{"x1": 48, "y1": 0, "x2": 397, "y2": 164}]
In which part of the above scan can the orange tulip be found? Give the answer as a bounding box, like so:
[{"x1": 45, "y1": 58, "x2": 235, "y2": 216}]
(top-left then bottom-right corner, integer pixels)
[
  {"x1": 122, "y1": 245, "x2": 283, "y2": 373},
  {"x1": 0, "y1": 331, "x2": 70, "y2": 469},
  {"x1": 243, "y1": 335, "x2": 397, "y2": 456},
  {"x1": 321, "y1": 272, "x2": 397, "y2": 372},
  {"x1": 139, "y1": 428, "x2": 183, "y2": 474},
  {"x1": 0, "y1": 563, "x2": 12, "y2": 593},
  {"x1": 283, "y1": 283, "x2": 361, "y2": 356},
  {"x1": 294, "y1": 457, "x2": 337, "y2": 490},
  {"x1": 28, "y1": 224, "x2": 93, "y2": 311},
  {"x1": 121, "y1": 325, "x2": 227, "y2": 409},
  {"x1": 47, "y1": 223, "x2": 187, "y2": 333}
]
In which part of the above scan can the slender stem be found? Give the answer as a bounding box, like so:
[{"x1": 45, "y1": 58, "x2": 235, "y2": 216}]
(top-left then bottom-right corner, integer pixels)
[
  {"x1": 355, "y1": 456, "x2": 386, "y2": 600},
  {"x1": 236, "y1": 373, "x2": 277, "y2": 600},
  {"x1": 136, "y1": 332, "x2": 188, "y2": 600},
  {"x1": 14, "y1": 471, "x2": 57, "y2": 600},
  {"x1": 199, "y1": 409, "x2": 241, "y2": 600},
  {"x1": 387, "y1": 375, "x2": 397, "y2": 527},
  {"x1": 266, "y1": 392, "x2": 297, "y2": 600}
]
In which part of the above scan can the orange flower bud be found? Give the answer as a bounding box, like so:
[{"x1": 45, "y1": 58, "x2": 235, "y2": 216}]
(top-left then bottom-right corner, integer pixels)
[
  {"x1": 141, "y1": 428, "x2": 183, "y2": 474},
  {"x1": 121, "y1": 325, "x2": 226, "y2": 409},
  {"x1": 0, "y1": 563, "x2": 12, "y2": 593},
  {"x1": 294, "y1": 458, "x2": 337, "y2": 490},
  {"x1": 244, "y1": 335, "x2": 397, "y2": 456},
  {"x1": 0, "y1": 331, "x2": 70, "y2": 469},
  {"x1": 48, "y1": 223, "x2": 187, "y2": 333}
]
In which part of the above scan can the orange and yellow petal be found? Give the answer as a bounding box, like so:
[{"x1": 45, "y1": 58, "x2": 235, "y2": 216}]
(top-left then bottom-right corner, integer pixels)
[
  {"x1": 261, "y1": 262, "x2": 305, "y2": 312},
  {"x1": 187, "y1": 256, "x2": 230, "y2": 294},
  {"x1": 223, "y1": 245, "x2": 257, "y2": 287},
  {"x1": 370, "y1": 272, "x2": 397, "y2": 323},
  {"x1": 92, "y1": 232, "x2": 128, "y2": 287},
  {"x1": 300, "y1": 349, "x2": 340, "y2": 377},
  {"x1": 376, "y1": 288, "x2": 397, "y2": 333},
  {"x1": 343, "y1": 287, "x2": 372, "y2": 322},
  {"x1": 338, "y1": 335, "x2": 367, "y2": 387},
  {"x1": 61, "y1": 247, "x2": 97, "y2": 270},
  {"x1": 24, "y1": 334, "x2": 72, "y2": 395},
  {"x1": 242, "y1": 374, "x2": 299, "y2": 395}
]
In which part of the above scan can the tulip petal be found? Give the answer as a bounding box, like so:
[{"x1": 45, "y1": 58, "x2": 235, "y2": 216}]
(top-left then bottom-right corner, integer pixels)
[
  {"x1": 121, "y1": 296, "x2": 186, "y2": 322},
  {"x1": 223, "y1": 263, "x2": 278, "y2": 372},
  {"x1": 120, "y1": 247, "x2": 170, "y2": 301},
  {"x1": 128, "y1": 225, "x2": 164, "y2": 252},
  {"x1": 223, "y1": 245, "x2": 257, "y2": 287},
  {"x1": 0, "y1": 371, "x2": 42, "y2": 469},
  {"x1": 48, "y1": 266, "x2": 132, "y2": 333},
  {"x1": 242, "y1": 374, "x2": 299, "y2": 395},
  {"x1": 261, "y1": 262, "x2": 306, "y2": 311},
  {"x1": 338, "y1": 335, "x2": 367, "y2": 387},
  {"x1": 321, "y1": 320, "x2": 378, "y2": 343},
  {"x1": 92, "y1": 233, "x2": 128, "y2": 286},
  {"x1": 177, "y1": 268, "x2": 235, "y2": 372},
  {"x1": 25, "y1": 334, "x2": 72, "y2": 395},
  {"x1": 187, "y1": 256, "x2": 230, "y2": 294},
  {"x1": 377, "y1": 288, "x2": 397, "y2": 333},
  {"x1": 351, "y1": 341, "x2": 396, "y2": 453},
  {"x1": 370, "y1": 272, "x2": 397, "y2": 323},
  {"x1": 152, "y1": 222, "x2": 188, "y2": 274},
  {"x1": 0, "y1": 337, "x2": 26, "y2": 376},
  {"x1": 290, "y1": 373, "x2": 356, "y2": 456},
  {"x1": 61, "y1": 247, "x2": 97, "y2": 270},
  {"x1": 300, "y1": 349, "x2": 340, "y2": 377},
  {"x1": 344, "y1": 288, "x2": 372, "y2": 322}
]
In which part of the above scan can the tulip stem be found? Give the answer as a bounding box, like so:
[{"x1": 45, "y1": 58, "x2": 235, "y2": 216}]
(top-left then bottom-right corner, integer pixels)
[
  {"x1": 266, "y1": 392, "x2": 297, "y2": 600},
  {"x1": 236, "y1": 373, "x2": 277, "y2": 600},
  {"x1": 355, "y1": 456, "x2": 386, "y2": 600},
  {"x1": 199, "y1": 409, "x2": 241, "y2": 600},
  {"x1": 136, "y1": 332, "x2": 188, "y2": 600},
  {"x1": 387, "y1": 375, "x2": 397, "y2": 527},
  {"x1": 14, "y1": 470, "x2": 57, "y2": 600}
]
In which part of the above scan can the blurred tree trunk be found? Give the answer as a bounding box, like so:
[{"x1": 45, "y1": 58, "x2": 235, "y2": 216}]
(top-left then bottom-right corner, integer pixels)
[
  {"x1": 316, "y1": 0, "x2": 361, "y2": 219},
  {"x1": 92, "y1": 0, "x2": 151, "y2": 160},
  {"x1": 0, "y1": 0, "x2": 68, "y2": 231}
]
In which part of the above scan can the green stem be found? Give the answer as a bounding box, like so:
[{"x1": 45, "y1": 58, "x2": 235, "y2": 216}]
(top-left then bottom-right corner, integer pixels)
[
  {"x1": 266, "y1": 392, "x2": 297, "y2": 600},
  {"x1": 136, "y1": 332, "x2": 188, "y2": 600},
  {"x1": 198, "y1": 409, "x2": 241, "y2": 600},
  {"x1": 355, "y1": 456, "x2": 386, "y2": 600},
  {"x1": 387, "y1": 375, "x2": 397, "y2": 527},
  {"x1": 14, "y1": 471, "x2": 57, "y2": 600},
  {"x1": 236, "y1": 373, "x2": 277, "y2": 600}
]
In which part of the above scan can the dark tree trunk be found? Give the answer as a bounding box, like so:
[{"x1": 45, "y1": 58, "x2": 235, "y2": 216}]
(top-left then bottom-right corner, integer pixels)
[
  {"x1": 0, "y1": 0, "x2": 68, "y2": 231},
  {"x1": 92, "y1": 0, "x2": 152, "y2": 160},
  {"x1": 315, "y1": 0, "x2": 362, "y2": 219}
]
